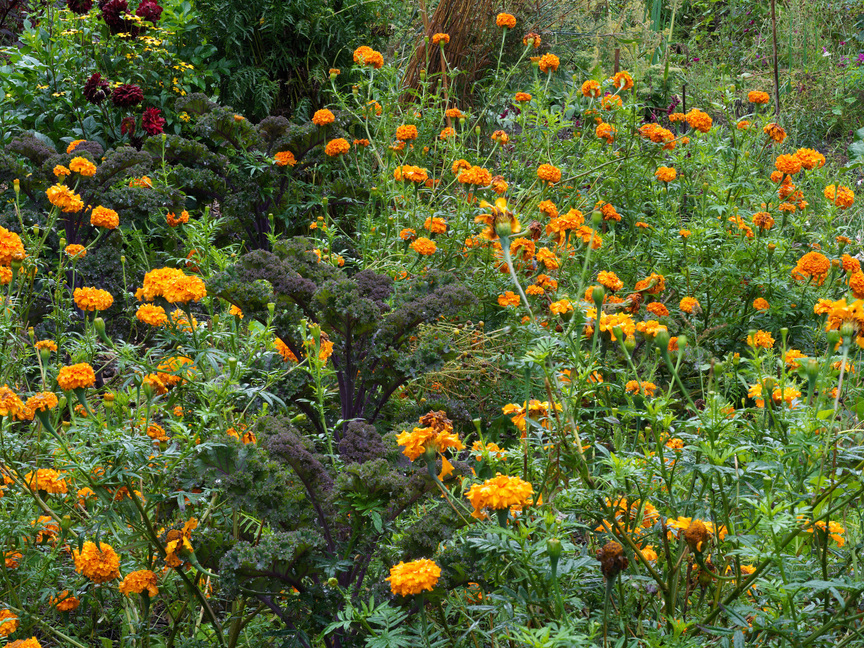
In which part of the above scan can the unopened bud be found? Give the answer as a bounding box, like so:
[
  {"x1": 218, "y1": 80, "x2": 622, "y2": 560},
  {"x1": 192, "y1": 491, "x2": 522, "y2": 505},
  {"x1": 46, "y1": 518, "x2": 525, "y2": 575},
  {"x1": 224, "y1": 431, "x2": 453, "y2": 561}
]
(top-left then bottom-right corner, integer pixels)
[
  {"x1": 676, "y1": 335, "x2": 688, "y2": 350},
  {"x1": 654, "y1": 329, "x2": 670, "y2": 351},
  {"x1": 592, "y1": 210, "x2": 602, "y2": 226},
  {"x1": 267, "y1": 302, "x2": 275, "y2": 317},
  {"x1": 840, "y1": 321, "x2": 855, "y2": 340},
  {"x1": 13, "y1": 179, "x2": 20, "y2": 194},
  {"x1": 592, "y1": 285, "x2": 605, "y2": 306},
  {"x1": 228, "y1": 357, "x2": 238, "y2": 374},
  {"x1": 327, "y1": 577, "x2": 339, "y2": 588},
  {"x1": 624, "y1": 334, "x2": 636, "y2": 353}
]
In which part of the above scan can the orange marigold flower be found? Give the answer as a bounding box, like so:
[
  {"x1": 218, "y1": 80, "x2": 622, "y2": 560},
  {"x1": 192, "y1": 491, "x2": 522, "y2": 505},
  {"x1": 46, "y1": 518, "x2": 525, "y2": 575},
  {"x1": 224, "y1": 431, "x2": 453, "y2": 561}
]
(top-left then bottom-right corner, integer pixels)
[
  {"x1": 775, "y1": 154, "x2": 801, "y2": 175},
  {"x1": 432, "y1": 32, "x2": 450, "y2": 45},
  {"x1": 752, "y1": 211, "x2": 774, "y2": 230},
  {"x1": 54, "y1": 164, "x2": 71, "y2": 177},
  {"x1": 26, "y1": 468, "x2": 68, "y2": 494},
  {"x1": 634, "y1": 273, "x2": 665, "y2": 294},
  {"x1": 324, "y1": 138, "x2": 350, "y2": 156},
  {"x1": 424, "y1": 217, "x2": 447, "y2": 234},
  {"x1": 90, "y1": 205, "x2": 119, "y2": 229},
  {"x1": 537, "y1": 200, "x2": 558, "y2": 218},
  {"x1": 119, "y1": 569, "x2": 159, "y2": 597},
  {"x1": 410, "y1": 237, "x2": 437, "y2": 255},
  {"x1": 393, "y1": 165, "x2": 428, "y2": 183},
  {"x1": 74, "y1": 541, "x2": 120, "y2": 583},
  {"x1": 597, "y1": 270, "x2": 623, "y2": 292},
  {"x1": 69, "y1": 156, "x2": 97, "y2": 177},
  {"x1": 57, "y1": 363, "x2": 96, "y2": 390},
  {"x1": 824, "y1": 185, "x2": 855, "y2": 209},
  {"x1": 791, "y1": 251, "x2": 831, "y2": 285},
  {"x1": 549, "y1": 299, "x2": 573, "y2": 315},
  {"x1": 625, "y1": 380, "x2": 657, "y2": 396},
  {"x1": 395, "y1": 124, "x2": 418, "y2": 141},
  {"x1": 538, "y1": 53, "x2": 559, "y2": 73},
  {"x1": 353, "y1": 45, "x2": 384, "y2": 68},
  {"x1": 685, "y1": 108, "x2": 712, "y2": 133},
  {"x1": 679, "y1": 229, "x2": 691, "y2": 238},
  {"x1": 753, "y1": 297, "x2": 770, "y2": 311},
  {"x1": 537, "y1": 163, "x2": 561, "y2": 185},
  {"x1": 136, "y1": 303, "x2": 168, "y2": 326},
  {"x1": 138, "y1": 267, "x2": 206, "y2": 303},
  {"x1": 763, "y1": 122, "x2": 786, "y2": 143},
  {"x1": 0, "y1": 609, "x2": 18, "y2": 637},
  {"x1": 795, "y1": 148, "x2": 825, "y2": 170},
  {"x1": 638, "y1": 123, "x2": 675, "y2": 148},
  {"x1": 513, "y1": 92, "x2": 532, "y2": 102},
  {"x1": 842, "y1": 254, "x2": 861, "y2": 274},
  {"x1": 25, "y1": 391, "x2": 58, "y2": 413},
  {"x1": 495, "y1": 12, "x2": 516, "y2": 28},
  {"x1": 611, "y1": 70, "x2": 634, "y2": 90},
  {"x1": 46, "y1": 184, "x2": 84, "y2": 213},
  {"x1": 0, "y1": 227, "x2": 25, "y2": 265},
  {"x1": 67, "y1": 139, "x2": 86, "y2": 153},
  {"x1": 312, "y1": 109, "x2": 335, "y2": 126},
  {"x1": 491, "y1": 130, "x2": 509, "y2": 144},
  {"x1": 596, "y1": 122, "x2": 616, "y2": 143},
  {"x1": 353, "y1": 138, "x2": 369, "y2": 147},
  {"x1": 522, "y1": 32, "x2": 541, "y2": 47},
  {"x1": 128, "y1": 176, "x2": 153, "y2": 188},
  {"x1": 747, "y1": 90, "x2": 770, "y2": 104},
  {"x1": 601, "y1": 94, "x2": 622, "y2": 110},
  {"x1": 74, "y1": 286, "x2": 113, "y2": 312},
  {"x1": 536, "y1": 247, "x2": 559, "y2": 269},
  {"x1": 274, "y1": 151, "x2": 296, "y2": 166},
  {"x1": 274, "y1": 338, "x2": 298, "y2": 363},
  {"x1": 737, "y1": 120, "x2": 751, "y2": 130},
  {"x1": 581, "y1": 79, "x2": 602, "y2": 97},
  {"x1": 458, "y1": 165, "x2": 492, "y2": 186},
  {"x1": 747, "y1": 330, "x2": 775, "y2": 349},
  {"x1": 646, "y1": 302, "x2": 668, "y2": 317},
  {"x1": 64, "y1": 244, "x2": 86, "y2": 259},
  {"x1": 498, "y1": 291, "x2": 520, "y2": 307},
  {"x1": 51, "y1": 591, "x2": 80, "y2": 612},
  {"x1": 599, "y1": 202, "x2": 620, "y2": 221},
  {"x1": 387, "y1": 559, "x2": 441, "y2": 596},
  {"x1": 466, "y1": 473, "x2": 534, "y2": 518},
  {"x1": 679, "y1": 296, "x2": 700, "y2": 314},
  {"x1": 166, "y1": 210, "x2": 190, "y2": 227},
  {"x1": 849, "y1": 271, "x2": 864, "y2": 299},
  {"x1": 655, "y1": 166, "x2": 676, "y2": 182},
  {"x1": 439, "y1": 127, "x2": 456, "y2": 140},
  {"x1": 399, "y1": 228, "x2": 416, "y2": 241}
]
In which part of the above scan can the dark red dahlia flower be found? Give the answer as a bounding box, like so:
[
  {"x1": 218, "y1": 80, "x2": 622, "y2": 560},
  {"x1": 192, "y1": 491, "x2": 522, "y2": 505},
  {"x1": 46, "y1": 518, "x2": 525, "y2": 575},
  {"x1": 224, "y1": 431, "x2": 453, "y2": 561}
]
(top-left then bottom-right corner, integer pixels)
[
  {"x1": 120, "y1": 116, "x2": 137, "y2": 136},
  {"x1": 141, "y1": 107, "x2": 165, "y2": 135},
  {"x1": 101, "y1": 0, "x2": 138, "y2": 35},
  {"x1": 67, "y1": 0, "x2": 94, "y2": 14},
  {"x1": 136, "y1": 0, "x2": 163, "y2": 22},
  {"x1": 83, "y1": 73, "x2": 110, "y2": 104},
  {"x1": 111, "y1": 83, "x2": 144, "y2": 108}
]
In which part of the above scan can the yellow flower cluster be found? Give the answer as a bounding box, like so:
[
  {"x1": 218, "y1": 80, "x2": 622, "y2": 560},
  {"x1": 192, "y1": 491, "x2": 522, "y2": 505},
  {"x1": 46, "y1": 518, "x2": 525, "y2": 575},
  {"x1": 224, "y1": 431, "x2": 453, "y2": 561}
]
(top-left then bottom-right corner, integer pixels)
[
  {"x1": 57, "y1": 363, "x2": 96, "y2": 390},
  {"x1": 324, "y1": 138, "x2": 350, "y2": 156},
  {"x1": 119, "y1": 569, "x2": 159, "y2": 597},
  {"x1": 69, "y1": 156, "x2": 97, "y2": 176},
  {"x1": 25, "y1": 469, "x2": 68, "y2": 494},
  {"x1": 90, "y1": 206, "x2": 119, "y2": 229},
  {"x1": 790, "y1": 251, "x2": 830, "y2": 285},
  {"x1": 46, "y1": 184, "x2": 84, "y2": 212},
  {"x1": 0, "y1": 385, "x2": 25, "y2": 418},
  {"x1": 466, "y1": 473, "x2": 534, "y2": 519},
  {"x1": 393, "y1": 165, "x2": 428, "y2": 183},
  {"x1": 73, "y1": 286, "x2": 114, "y2": 311}
]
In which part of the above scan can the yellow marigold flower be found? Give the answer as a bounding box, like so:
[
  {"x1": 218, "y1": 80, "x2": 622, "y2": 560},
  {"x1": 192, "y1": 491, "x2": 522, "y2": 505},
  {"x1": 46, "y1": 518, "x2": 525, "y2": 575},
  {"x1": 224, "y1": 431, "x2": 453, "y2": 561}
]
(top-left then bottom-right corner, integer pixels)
[
  {"x1": 387, "y1": 559, "x2": 441, "y2": 596},
  {"x1": 57, "y1": 363, "x2": 96, "y2": 390},
  {"x1": 424, "y1": 217, "x2": 446, "y2": 234},
  {"x1": 772, "y1": 386, "x2": 801, "y2": 405},
  {"x1": 312, "y1": 109, "x2": 335, "y2": 126},
  {"x1": 536, "y1": 163, "x2": 561, "y2": 185},
  {"x1": 393, "y1": 165, "x2": 428, "y2": 183},
  {"x1": 611, "y1": 70, "x2": 634, "y2": 90},
  {"x1": 747, "y1": 90, "x2": 770, "y2": 104},
  {"x1": 51, "y1": 591, "x2": 80, "y2": 611},
  {"x1": 73, "y1": 541, "x2": 120, "y2": 583},
  {"x1": 69, "y1": 156, "x2": 97, "y2": 176},
  {"x1": 498, "y1": 291, "x2": 520, "y2": 307},
  {"x1": 324, "y1": 138, "x2": 350, "y2": 156},
  {"x1": 73, "y1": 286, "x2": 113, "y2": 311},
  {"x1": 0, "y1": 266, "x2": 10, "y2": 286},
  {"x1": 825, "y1": 184, "x2": 855, "y2": 209},
  {"x1": 67, "y1": 139, "x2": 86, "y2": 153},
  {"x1": 46, "y1": 184, "x2": 84, "y2": 213},
  {"x1": 6, "y1": 638, "x2": 43, "y2": 648},
  {"x1": 64, "y1": 244, "x2": 86, "y2": 259},
  {"x1": 747, "y1": 330, "x2": 775, "y2": 349},
  {"x1": 54, "y1": 164, "x2": 71, "y2": 177},
  {"x1": 513, "y1": 91, "x2": 532, "y2": 102},
  {"x1": 685, "y1": 108, "x2": 712, "y2": 133},
  {"x1": 25, "y1": 391, "x2": 58, "y2": 414},
  {"x1": 763, "y1": 122, "x2": 786, "y2": 143},
  {"x1": 0, "y1": 609, "x2": 18, "y2": 637},
  {"x1": 466, "y1": 473, "x2": 534, "y2": 518},
  {"x1": 353, "y1": 45, "x2": 383, "y2": 68},
  {"x1": 495, "y1": 12, "x2": 516, "y2": 28},
  {"x1": 34, "y1": 340, "x2": 57, "y2": 353},
  {"x1": 0, "y1": 385, "x2": 24, "y2": 419},
  {"x1": 119, "y1": 569, "x2": 159, "y2": 597},
  {"x1": 274, "y1": 338, "x2": 298, "y2": 363},
  {"x1": 581, "y1": 79, "x2": 602, "y2": 97},
  {"x1": 458, "y1": 165, "x2": 492, "y2": 186},
  {"x1": 537, "y1": 53, "x2": 559, "y2": 73},
  {"x1": 785, "y1": 349, "x2": 806, "y2": 368},
  {"x1": 655, "y1": 166, "x2": 676, "y2": 182},
  {"x1": 90, "y1": 205, "x2": 119, "y2": 229},
  {"x1": 432, "y1": 32, "x2": 449, "y2": 45},
  {"x1": 273, "y1": 150, "x2": 297, "y2": 167},
  {"x1": 791, "y1": 251, "x2": 830, "y2": 285},
  {"x1": 597, "y1": 271, "x2": 623, "y2": 292},
  {"x1": 849, "y1": 271, "x2": 864, "y2": 299},
  {"x1": 596, "y1": 122, "x2": 616, "y2": 143},
  {"x1": 679, "y1": 296, "x2": 700, "y2": 314}
]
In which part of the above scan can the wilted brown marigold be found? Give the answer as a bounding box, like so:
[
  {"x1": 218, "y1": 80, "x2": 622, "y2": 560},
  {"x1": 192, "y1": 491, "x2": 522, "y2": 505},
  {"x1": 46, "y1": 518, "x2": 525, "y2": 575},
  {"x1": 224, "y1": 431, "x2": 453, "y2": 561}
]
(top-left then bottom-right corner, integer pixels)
[
  {"x1": 597, "y1": 541, "x2": 628, "y2": 579},
  {"x1": 74, "y1": 286, "x2": 114, "y2": 311},
  {"x1": 74, "y1": 541, "x2": 120, "y2": 583}
]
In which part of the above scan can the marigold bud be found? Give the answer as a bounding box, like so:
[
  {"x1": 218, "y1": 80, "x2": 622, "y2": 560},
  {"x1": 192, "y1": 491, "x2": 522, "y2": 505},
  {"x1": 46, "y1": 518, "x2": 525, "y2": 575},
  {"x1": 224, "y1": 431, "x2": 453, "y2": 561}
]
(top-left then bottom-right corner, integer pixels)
[
  {"x1": 13, "y1": 179, "x2": 20, "y2": 194},
  {"x1": 592, "y1": 285, "x2": 605, "y2": 306},
  {"x1": 654, "y1": 329, "x2": 670, "y2": 351}
]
